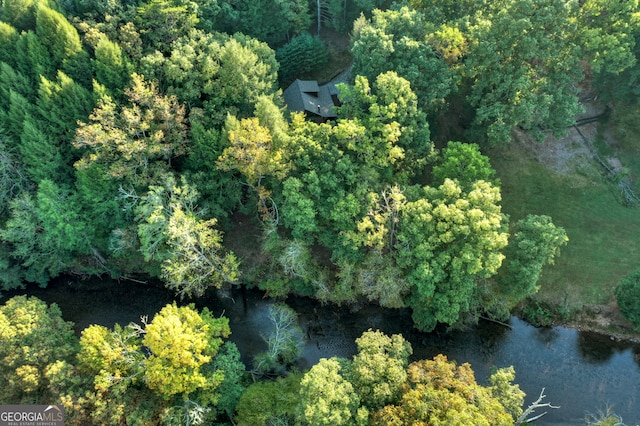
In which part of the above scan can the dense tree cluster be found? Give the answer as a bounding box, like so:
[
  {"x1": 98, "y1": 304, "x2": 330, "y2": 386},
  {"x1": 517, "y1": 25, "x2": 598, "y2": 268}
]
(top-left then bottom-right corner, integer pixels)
[
  {"x1": 0, "y1": 296, "x2": 245, "y2": 424},
  {"x1": 1, "y1": 0, "x2": 636, "y2": 369},
  {"x1": 0, "y1": 296, "x2": 77, "y2": 404},
  {"x1": 352, "y1": 0, "x2": 640, "y2": 143},
  {"x1": 7, "y1": 296, "x2": 516, "y2": 423},
  {"x1": 236, "y1": 329, "x2": 525, "y2": 425},
  {"x1": 3, "y1": 296, "x2": 633, "y2": 424},
  {"x1": 1, "y1": 0, "x2": 639, "y2": 423}
]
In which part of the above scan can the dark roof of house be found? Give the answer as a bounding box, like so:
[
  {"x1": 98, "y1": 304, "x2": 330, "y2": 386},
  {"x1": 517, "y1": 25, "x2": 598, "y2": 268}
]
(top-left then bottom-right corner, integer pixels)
[{"x1": 283, "y1": 79, "x2": 338, "y2": 118}]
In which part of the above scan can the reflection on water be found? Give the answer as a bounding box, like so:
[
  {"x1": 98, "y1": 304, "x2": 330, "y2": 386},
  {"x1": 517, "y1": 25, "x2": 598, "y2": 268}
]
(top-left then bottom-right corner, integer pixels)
[
  {"x1": 3, "y1": 278, "x2": 640, "y2": 425},
  {"x1": 577, "y1": 331, "x2": 634, "y2": 364}
]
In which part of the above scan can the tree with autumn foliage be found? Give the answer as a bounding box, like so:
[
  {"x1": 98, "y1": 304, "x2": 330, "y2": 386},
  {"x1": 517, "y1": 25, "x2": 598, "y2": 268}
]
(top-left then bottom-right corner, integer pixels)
[
  {"x1": 372, "y1": 354, "x2": 522, "y2": 425},
  {"x1": 293, "y1": 330, "x2": 525, "y2": 425},
  {"x1": 217, "y1": 115, "x2": 290, "y2": 222},
  {"x1": 53, "y1": 302, "x2": 244, "y2": 425},
  {"x1": 74, "y1": 73, "x2": 188, "y2": 191},
  {"x1": 0, "y1": 296, "x2": 78, "y2": 404}
]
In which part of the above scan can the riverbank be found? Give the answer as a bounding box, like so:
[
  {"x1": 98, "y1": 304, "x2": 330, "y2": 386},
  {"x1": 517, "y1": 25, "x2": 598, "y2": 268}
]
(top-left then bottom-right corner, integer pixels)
[
  {"x1": 564, "y1": 302, "x2": 640, "y2": 344},
  {"x1": 4, "y1": 276, "x2": 640, "y2": 425},
  {"x1": 489, "y1": 101, "x2": 640, "y2": 342}
]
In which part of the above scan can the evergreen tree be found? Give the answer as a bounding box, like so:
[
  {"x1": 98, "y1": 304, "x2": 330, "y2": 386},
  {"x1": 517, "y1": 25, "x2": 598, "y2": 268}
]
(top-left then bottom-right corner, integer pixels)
[
  {"x1": 14, "y1": 30, "x2": 53, "y2": 84},
  {"x1": 0, "y1": 62, "x2": 34, "y2": 113},
  {"x1": 36, "y1": 71, "x2": 94, "y2": 143},
  {"x1": 1, "y1": 0, "x2": 46, "y2": 31},
  {"x1": 276, "y1": 33, "x2": 329, "y2": 85},
  {"x1": 19, "y1": 113, "x2": 63, "y2": 183},
  {"x1": 0, "y1": 180, "x2": 90, "y2": 287},
  {"x1": 35, "y1": 5, "x2": 83, "y2": 70},
  {"x1": 0, "y1": 134, "x2": 27, "y2": 216},
  {"x1": 93, "y1": 36, "x2": 131, "y2": 97},
  {"x1": 0, "y1": 22, "x2": 19, "y2": 65},
  {"x1": 4, "y1": 89, "x2": 32, "y2": 144}
]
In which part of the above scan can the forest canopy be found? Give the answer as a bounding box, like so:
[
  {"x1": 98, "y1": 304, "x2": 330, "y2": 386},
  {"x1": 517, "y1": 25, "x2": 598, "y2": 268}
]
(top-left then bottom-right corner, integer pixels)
[
  {"x1": 0, "y1": 0, "x2": 636, "y2": 332},
  {"x1": 1, "y1": 0, "x2": 639, "y2": 424}
]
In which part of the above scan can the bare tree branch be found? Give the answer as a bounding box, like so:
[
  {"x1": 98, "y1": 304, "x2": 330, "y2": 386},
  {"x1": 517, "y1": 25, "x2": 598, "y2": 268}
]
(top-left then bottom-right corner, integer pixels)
[{"x1": 515, "y1": 387, "x2": 559, "y2": 425}]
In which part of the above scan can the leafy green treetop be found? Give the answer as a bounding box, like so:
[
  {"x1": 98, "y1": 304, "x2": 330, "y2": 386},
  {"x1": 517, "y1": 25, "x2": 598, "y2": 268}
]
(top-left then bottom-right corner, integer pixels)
[
  {"x1": 141, "y1": 29, "x2": 278, "y2": 125},
  {"x1": 498, "y1": 214, "x2": 568, "y2": 305},
  {"x1": 298, "y1": 357, "x2": 368, "y2": 426},
  {"x1": 578, "y1": 0, "x2": 639, "y2": 76},
  {"x1": 464, "y1": 0, "x2": 585, "y2": 143},
  {"x1": 70, "y1": 303, "x2": 236, "y2": 424},
  {"x1": 336, "y1": 72, "x2": 433, "y2": 180},
  {"x1": 585, "y1": 1, "x2": 640, "y2": 104},
  {"x1": 348, "y1": 329, "x2": 412, "y2": 410},
  {"x1": 396, "y1": 179, "x2": 508, "y2": 331},
  {"x1": 432, "y1": 141, "x2": 498, "y2": 190},
  {"x1": 136, "y1": 176, "x2": 240, "y2": 297},
  {"x1": 293, "y1": 331, "x2": 524, "y2": 425},
  {"x1": 210, "y1": 0, "x2": 311, "y2": 46},
  {"x1": 135, "y1": 0, "x2": 199, "y2": 53},
  {"x1": 235, "y1": 374, "x2": 302, "y2": 426},
  {"x1": 142, "y1": 303, "x2": 230, "y2": 398},
  {"x1": 0, "y1": 296, "x2": 78, "y2": 404},
  {"x1": 217, "y1": 115, "x2": 290, "y2": 221},
  {"x1": 350, "y1": 6, "x2": 456, "y2": 113}
]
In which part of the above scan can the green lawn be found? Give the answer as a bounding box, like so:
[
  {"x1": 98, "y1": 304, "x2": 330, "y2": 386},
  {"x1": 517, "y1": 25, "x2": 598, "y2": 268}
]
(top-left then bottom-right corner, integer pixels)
[{"x1": 489, "y1": 130, "x2": 640, "y2": 310}]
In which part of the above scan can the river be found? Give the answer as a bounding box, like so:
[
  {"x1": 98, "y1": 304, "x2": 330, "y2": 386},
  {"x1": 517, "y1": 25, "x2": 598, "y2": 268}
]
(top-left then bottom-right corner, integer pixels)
[{"x1": 3, "y1": 277, "x2": 639, "y2": 425}]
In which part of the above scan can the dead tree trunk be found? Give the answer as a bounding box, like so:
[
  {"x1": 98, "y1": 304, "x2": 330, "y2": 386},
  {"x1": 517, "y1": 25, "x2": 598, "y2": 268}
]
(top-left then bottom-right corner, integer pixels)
[{"x1": 515, "y1": 388, "x2": 559, "y2": 425}]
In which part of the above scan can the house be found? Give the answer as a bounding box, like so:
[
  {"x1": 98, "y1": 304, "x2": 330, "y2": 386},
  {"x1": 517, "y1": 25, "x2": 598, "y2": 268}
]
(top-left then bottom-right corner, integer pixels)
[{"x1": 283, "y1": 79, "x2": 341, "y2": 122}]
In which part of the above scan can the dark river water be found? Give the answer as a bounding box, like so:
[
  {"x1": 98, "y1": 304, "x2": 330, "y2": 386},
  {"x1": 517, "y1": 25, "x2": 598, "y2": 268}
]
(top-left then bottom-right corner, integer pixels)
[{"x1": 4, "y1": 277, "x2": 640, "y2": 425}]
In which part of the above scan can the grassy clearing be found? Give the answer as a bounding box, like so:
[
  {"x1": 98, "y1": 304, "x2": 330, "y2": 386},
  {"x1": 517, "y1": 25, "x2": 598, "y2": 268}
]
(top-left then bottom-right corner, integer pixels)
[{"x1": 488, "y1": 127, "x2": 640, "y2": 311}]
